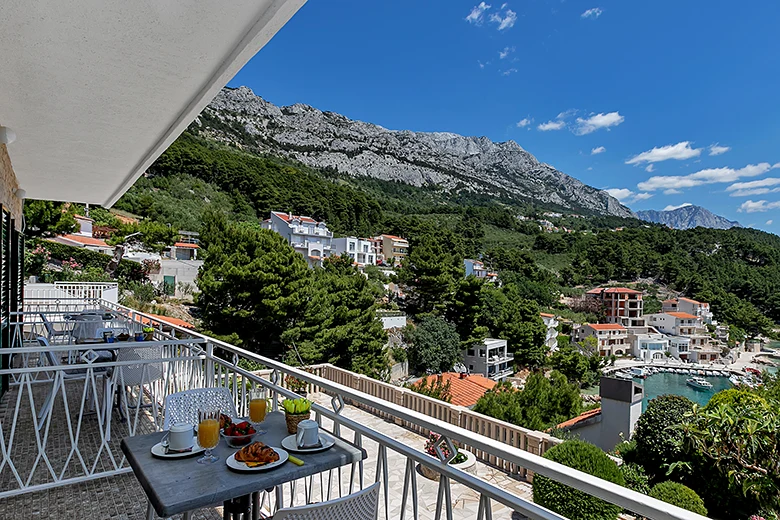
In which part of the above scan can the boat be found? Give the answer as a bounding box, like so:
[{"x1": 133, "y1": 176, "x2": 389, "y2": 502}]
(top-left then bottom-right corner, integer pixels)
[
  {"x1": 614, "y1": 371, "x2": 633, "y2": 380},
  {"x1": 729, "y1": 375, "x2": 742, "y2": 386},
  {"x1": 686, "y1": 377, "x2": 714, "y2": 390},
  {"x1": 630, "y1": 367, "x2": 648, "y2": 379}
]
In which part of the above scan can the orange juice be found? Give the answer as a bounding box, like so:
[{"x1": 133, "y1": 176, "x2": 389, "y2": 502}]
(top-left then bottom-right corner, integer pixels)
[
  {"x1": 197, "y1": 419, "x2": 220, "y2": 449},
  {"x1": 249, "y1": 398, "x2": 267, "y2": 423}
]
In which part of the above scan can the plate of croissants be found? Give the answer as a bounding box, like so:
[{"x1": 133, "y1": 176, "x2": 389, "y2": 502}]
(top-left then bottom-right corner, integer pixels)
[{"x1": 226, "y1": 441, "x2": 288, "y2": 472}]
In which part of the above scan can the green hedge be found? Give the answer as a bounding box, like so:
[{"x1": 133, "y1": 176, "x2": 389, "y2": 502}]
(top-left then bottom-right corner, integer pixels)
[
  {"x1": 704, "y1": 387, "x2": 769, "y2": 412},
  {"x1": 632, "y1": 394, "x2": 694, "y2": 479},
  {"x1": 649, "y1": 481, "x2": 708, "y2": 516},
  {"x1": 533, "y1": 440, "x2": 625, "y2": 520},
  {"x1": 33, "y1": 239, "x2": 145, "y2": 282},
  {"x1": 620, "y1": 462, "x2": 650, "y2": 494}
]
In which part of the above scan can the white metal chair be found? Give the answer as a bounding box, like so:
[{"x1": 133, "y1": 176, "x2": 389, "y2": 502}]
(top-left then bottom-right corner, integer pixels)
[
  {"x1": 163, "y1": 387, "x2": 238, "y2": 429},
  {"x1": 112, "y1": 343, "x2": 165, "y2": 424},
  {"x1": 274, "y1": 482, "x2": 380, "y2": 520},
  {"x1": 39, "y1": 313, "x2": 72, "y2": 343}
]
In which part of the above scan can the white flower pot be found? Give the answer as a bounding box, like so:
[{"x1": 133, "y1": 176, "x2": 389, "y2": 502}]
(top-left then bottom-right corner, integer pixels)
[{"x1": 419, "y1": 450, "x2": 477, "y2": 480}]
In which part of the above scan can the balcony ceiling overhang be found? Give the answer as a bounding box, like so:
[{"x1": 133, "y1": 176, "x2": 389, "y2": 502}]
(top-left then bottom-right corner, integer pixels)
[{"x1": 0, "y1": 0, "x2": 305, "y2": 206}]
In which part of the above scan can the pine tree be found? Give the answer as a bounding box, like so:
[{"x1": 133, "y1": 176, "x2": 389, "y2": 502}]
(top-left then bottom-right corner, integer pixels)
[{"x1": 397, "y1": 233, "x2": 463, "y2": 316}]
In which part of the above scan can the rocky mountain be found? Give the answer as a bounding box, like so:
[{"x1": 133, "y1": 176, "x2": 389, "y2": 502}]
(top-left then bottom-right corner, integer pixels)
[
  {"x1": 196, "y1": 86, "x2": 634, "y2": 218},
  {"x1": 636, "y1": 205, "x2": 741, "y2": 230}
]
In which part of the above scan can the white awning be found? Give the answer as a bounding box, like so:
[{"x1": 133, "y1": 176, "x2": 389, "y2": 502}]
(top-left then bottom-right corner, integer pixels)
[{"x1": 0, "y1": 0, "x2": 305, "y2": 206}]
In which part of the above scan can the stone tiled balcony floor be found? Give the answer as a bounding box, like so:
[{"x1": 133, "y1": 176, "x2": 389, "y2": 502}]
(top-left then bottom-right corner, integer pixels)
[{"x1": 0, "y1": 382, "x2": 533, "y2": 519}]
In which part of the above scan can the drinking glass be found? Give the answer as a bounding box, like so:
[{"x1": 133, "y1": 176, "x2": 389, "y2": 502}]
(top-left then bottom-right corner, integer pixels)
[
  {"x1": 197, "y1": 408, "x2": 220, "y2": 464},
  {"x1": 249, "y1": 387, "x2": 268, "y2": 434}
]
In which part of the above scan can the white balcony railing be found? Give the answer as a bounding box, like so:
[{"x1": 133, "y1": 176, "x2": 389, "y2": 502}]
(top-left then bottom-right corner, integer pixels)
[{"x1": 0, "y1": 297, "x2": 711, "y2": 520}]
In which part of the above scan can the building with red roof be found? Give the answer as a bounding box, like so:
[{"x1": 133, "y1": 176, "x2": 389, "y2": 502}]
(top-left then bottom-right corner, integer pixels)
[
  {"x1": 662, "y1": 296, "x2": 715, "y2": 324},
  {"x1": 586, "y1": 286, "x2": 645, "y2": 327},
  {"x1": 575, "y1": 323, "x2": 628, "y2": 357},
  {"x1": 262, "y1": 211, "x2": 333, "y2": 268},
  {"x1": 411, "y1": 372, "x2": 496, "y2": 408}
]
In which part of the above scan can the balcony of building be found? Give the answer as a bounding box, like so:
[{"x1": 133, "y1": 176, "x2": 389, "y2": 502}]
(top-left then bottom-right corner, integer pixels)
[{"x1": 0, "y1": 292, "x2": 710, "y2": 519}]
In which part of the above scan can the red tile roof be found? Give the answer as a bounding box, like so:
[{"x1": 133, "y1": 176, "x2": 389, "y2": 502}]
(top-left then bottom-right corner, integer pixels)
[
  {"x1": 556, "y1": 408, "x2": 602, "y2": 430},
  {"x1": 272, "y1": 211, "x2": 317, "y2": 224},
  {"x1": 679, "y1": 297, "x2": 702, "y2": 304},
  {"x1": 174, "y1": 242, "x2": 199, "y2": 249},
  {"x1": 587, "y1": 287, "x2": 641, "y2": 295},
  {"x1": 667, "y1": 312, "x2": 699, "y2": 320},
  {"x1": 587, "y1": 323, "x2": 626, "y2": 331},
  {"x1": 73, "y1": 214, "x2": 94, "y2": 222},
  {"x1": 662, "y1": 299, "x2": 677, "y2": 304},
  {"x1": 57, "y1": 234, "x2": 110, "y2": 247},
  {"x1": 142, "y1": 314, "x2": 195, "y2": 329},
  {"x1": 413, "y1": 373, "x2": 497, "y2": 407},
  {"x1": 540, "y1": 312, "x2": 555, "y2": 318}
]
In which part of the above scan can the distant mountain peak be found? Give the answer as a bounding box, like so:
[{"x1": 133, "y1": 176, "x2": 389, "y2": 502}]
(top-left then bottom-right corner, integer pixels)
[
  {"x1": 636, "y1": 205, "x2": 741, "y2": 230},
  {"x1": 200, "y1": 87, "x2": 634, "y2": 218}
]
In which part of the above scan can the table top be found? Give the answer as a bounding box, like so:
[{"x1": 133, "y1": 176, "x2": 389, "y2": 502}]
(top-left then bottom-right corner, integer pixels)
[{"x1": 121, "y1": 411, "x2": 366, "y2": 517}]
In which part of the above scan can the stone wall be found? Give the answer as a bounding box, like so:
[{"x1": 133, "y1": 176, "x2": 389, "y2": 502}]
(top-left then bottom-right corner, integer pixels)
[{"x1": 0, "y1": 144, "x2": 22, "y2": 230}]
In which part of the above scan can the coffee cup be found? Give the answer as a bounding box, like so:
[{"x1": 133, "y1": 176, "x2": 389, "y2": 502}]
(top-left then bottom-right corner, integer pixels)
[
  {"x1": 296, "y1": 419, "x2": 320, "y2": 449},
  {"x1": 162, "y1": 423, "x2": 194, "y2": 451}
]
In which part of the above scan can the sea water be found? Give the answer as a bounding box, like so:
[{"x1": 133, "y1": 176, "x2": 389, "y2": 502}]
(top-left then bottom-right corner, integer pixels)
[{"x1": 636, "y1": 372, "x2": 733, "y2": 411}]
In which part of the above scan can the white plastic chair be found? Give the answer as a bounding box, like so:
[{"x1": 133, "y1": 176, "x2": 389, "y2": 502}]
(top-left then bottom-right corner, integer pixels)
[
  {"x1": 163, "y1": 387, "x2": 238, "y2": 429},
  {"x1": 274, "y1": 482, "x2": 380, "y2": 520}
]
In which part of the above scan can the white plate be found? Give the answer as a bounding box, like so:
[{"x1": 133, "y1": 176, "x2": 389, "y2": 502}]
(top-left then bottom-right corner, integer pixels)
[
  {"x1": 280, "y1": 433, "x2": 336, "y2": 453},
  {"x1": 150, "y1": 437, "x2": 205, "y2": 458},
  {"x1": 226, "y1": 446, "x2": 288, "y2": 472}
]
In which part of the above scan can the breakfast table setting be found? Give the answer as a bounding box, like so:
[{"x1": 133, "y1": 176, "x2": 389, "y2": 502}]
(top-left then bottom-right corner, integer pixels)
[{"x1": 121, "y1": 394, "x2": 367, "y2": 520}]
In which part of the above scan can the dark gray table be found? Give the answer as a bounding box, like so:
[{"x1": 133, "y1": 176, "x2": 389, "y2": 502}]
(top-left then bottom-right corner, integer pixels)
[{"x1": 121, "y1": 411, "x2": 366, "y2": 518}]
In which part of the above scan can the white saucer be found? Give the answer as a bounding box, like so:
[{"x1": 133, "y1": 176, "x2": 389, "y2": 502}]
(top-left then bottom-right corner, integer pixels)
[
  {"x1": 150, "y1": 436, "x2": 205, "y2": 458},
  {"x1": 280, "y1": 433, "x2": 336, "y2": 453},
  {"x1": 226, "y1": 447, "x2": 288, "y2": 472}
]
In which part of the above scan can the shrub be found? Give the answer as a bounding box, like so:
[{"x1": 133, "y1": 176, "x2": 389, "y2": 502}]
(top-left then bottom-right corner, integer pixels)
[
  {"x1": 632, "y1": 394, "x2": 695, "y2": 480},
  {"x1": 704, "y1": 388, "x2": 769, "y2": 412},
  {"x1": 533, "y1": 440, "x2": 624, "y2": 520},
  {"x1": 649, "y1": 481, "x2": 707, "y2": 516},
  {"x1": 620, "y1": 462, "x2": 650, "y2": 495}
]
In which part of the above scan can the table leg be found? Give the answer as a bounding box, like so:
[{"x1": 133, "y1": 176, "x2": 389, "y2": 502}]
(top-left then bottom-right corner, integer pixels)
[
  {"x1": 252, "y1": 492, "x2": 260, "y2": 520},
  {"x1": 275, "y1": 486, "x2": 283, "y2": 513}
]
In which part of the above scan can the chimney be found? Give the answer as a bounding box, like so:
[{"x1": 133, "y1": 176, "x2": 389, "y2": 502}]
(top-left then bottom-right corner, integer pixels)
[{"x1": 460, "y1": 372, "x2": 467, "y2": 379}]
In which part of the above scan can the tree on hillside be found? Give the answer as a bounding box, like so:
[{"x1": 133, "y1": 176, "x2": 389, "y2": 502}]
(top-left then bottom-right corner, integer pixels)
[
  {"x1": 282, "y1": 255, "x2": 388, "y2": 378},
  {"x1": 197, "y1": 212, "x2": 312, "y2": 358},
  {"x1": 455, "y1": 208, "x2": 485, "y2": 259},
  {"x1": 397, "y1": 233, "x2": 463, "y2": 316},
  {"x1": 473, "y1": 371, "x2": 583, "y2": 431},
  {"x1": 403, "y1": 315, "x2": 462, "y2": 374},
  {"x1": 446, "y1": 276, "x2": 489, "y2": 349},
  {"x1": 23, "y1": 200, "x2": 77, "y2": 237},
  {"x1": 480, "y1": 285, "x2": 547, "y2": 368}
]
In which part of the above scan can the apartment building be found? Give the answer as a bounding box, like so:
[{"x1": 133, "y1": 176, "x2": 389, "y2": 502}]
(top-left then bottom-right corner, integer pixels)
[
  {"x1": 464, "y1": 338, "x2": 514, "y2": 381},
  {"x1": 662, "y1": 297, "x2": 716, "y2": 324},
  {"x1": 540, "y1": 312, "x2": 559, "y2": 351},
  {"x1": 376, "y1": 234, "x2": 409, "y2": 266},
  {"x1": 576, "y1": 323, "x2": 628, "y2": 357},
  {"x1": 645, "y1": 312, "x2": 709, "y2": 345},
  {"x1": 626, "y1": 327, "x2": 670, "y2": 362},
  {"x1": 262, "y1": 211, "x2": 332, "y2": 267},
  {"x1": 332, "y1": 237, "x2": 376, "y2": 266},
  {"x1": 464, "y1": 259, "x2": 487, "y2": 278},
  {"x1": 586, "y1": 287, "x2": 645, "y2": 327}
]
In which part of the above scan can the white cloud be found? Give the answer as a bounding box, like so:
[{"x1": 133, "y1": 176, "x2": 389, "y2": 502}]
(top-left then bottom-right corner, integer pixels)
[
  {"x1": 645, "y1": 164, "x2": 655, "y2": 173},
  {"x1": 556, "y1": 109, "x2": 578, "y2": 120},
  {"x1": 516, "y1": 117, "x2": 532, "y2": 128},
  {"x1": 605, "y1": 188, "x2": 634, "y2": 201},
  {"x1": 767, "y1": 220, "x2": 774, "y2": 225},
  {"x1": 663, "y1": 203, "x2": 692, "y2": 211},
  {"x1": 466, "y1": 2, "x2": 492, "y2": 24},
  {"x1": 738, "y1": 200, "x2": 780, "y2": 213},
  {"x1": 581, "y1": 7, "x2": 603, "y2": 19},
  {"x1": 591, "y1": 146, "x2": 606, "y2": 155},
  {"x1": 489, "y1": 8, "x2": 517, "y2": 30},
  {"x1": 499, "y1": 46, "x2": 515, "y2": 59},
  {"x1": 626, "y1": 141, "x2": 701, "y2": 165},
  {"x1": 638, "y1": 162, "x2": 775, "y2": 191},
  {"x1": 478, "y1": 61, "x2": 486, "y2": 69},
  {"x1": 501, "y1": 68, "x2": 518, "y2": 76},
  {"x1": 633, "y1": 192, "x2": 653, "y2": 201},
  {"x1": 709, "y1": 143, "x2": 731, "y2": 156},
  {"x1": 663, "y1": 188, "x2": 683, "y2": 195},
  {"x1": 587, "y1": 167, "x2": 593, "y2": 171},
  {"x1": 538, "y1": 120, "x2": 566, "y2": 131},
  {"x1": 574, "y1": 112, "x2": 624, "y2": 135},
  {"x1": 726, "y1": 177, "x2": 780, "y2": 197}
]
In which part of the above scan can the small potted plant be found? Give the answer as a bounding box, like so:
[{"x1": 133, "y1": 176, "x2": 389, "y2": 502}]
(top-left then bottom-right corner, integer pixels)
[
  {"x1": 419, "y1": 432, "x2": 476, "y2": 480},
  {"x1": 143, "y1": 326, "x2": 155, "y2": 341},
  {"x1": 282, "y1": 397, "x2": 311, "y2": 434},
  {"x1": 285, "y1": 375, "x2": 308, "y2": 397}
]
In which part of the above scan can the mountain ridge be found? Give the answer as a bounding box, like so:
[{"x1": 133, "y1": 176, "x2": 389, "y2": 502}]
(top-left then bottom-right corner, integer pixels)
[
  {"x1": 195, "y1": 86, "x2": 634, "y2": 218},
  {"x1": 636, "y1": 205, "x2": 741, "y2": 230}
]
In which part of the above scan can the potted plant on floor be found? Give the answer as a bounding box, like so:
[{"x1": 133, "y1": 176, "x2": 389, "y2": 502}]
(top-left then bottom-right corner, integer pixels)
[
  {"x1": 285, "y1": 374, "x2": 308, "y2": 397},
  {"x1": 282, "y1": 397, "x2": 311, "y2": 434},
  {"x1": 419, "y1": 433, "x2": 476, "y2": 480}
]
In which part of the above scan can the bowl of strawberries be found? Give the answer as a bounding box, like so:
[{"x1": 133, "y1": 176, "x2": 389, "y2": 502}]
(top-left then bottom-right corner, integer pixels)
[{"x1": 220, "y1": 416, "x2": 258, "y2": 448}]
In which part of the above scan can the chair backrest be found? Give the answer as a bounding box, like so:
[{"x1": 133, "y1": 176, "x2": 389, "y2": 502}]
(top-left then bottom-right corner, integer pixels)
[
  {"x1": 39, "y1": 313, "x2": 56, "y2": 335},
  {"x1": 37, "y1": 336, "x2": 58, "y2": 367},
  {"x1": 115, "y1": 344, "x2": 164, "y2": 387},
  {"x1": 274, "y1": 482, "x2": 379, "y2": 520},
  {"x1": 163, "y1": 387, "x2": 238, "y2": 430}
]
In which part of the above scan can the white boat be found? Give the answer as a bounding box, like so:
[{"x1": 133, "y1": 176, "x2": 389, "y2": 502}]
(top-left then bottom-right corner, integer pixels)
[
  {"x1": 630, "y1": 367, "x2": 648, "y2": 379},
  {"x1": 729, "y1": 375, "x2": 742, "y2": 386},
  {"x1": 686, "y1": 377, "x2": 713, "y2": 390},
  {"x1": 614, "y1": 371, "x2": 633, "y2": 380}
]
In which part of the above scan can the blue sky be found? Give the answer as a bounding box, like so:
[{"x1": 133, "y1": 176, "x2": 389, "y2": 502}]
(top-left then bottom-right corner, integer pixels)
[{"x1": 229, "y1": 1, "x2": 780, "y2": 229}]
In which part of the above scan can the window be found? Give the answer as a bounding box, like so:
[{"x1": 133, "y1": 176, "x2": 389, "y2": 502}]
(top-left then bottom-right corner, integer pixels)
[
  {"x1": 363, "y1": 244, "x2": 369, "y2": 253},
  {"x1": 349, "y1": 243, "x2": 355, "y2": 252},
  {"x1": 479, "y1": 349, "x2": 485, "y2": 357},
  {"x1": 469, "y1": 365, "x2": 474, "y2": 371},
  {"x1": 467, "y1": 349, "x2": 475, "y2": 356}
]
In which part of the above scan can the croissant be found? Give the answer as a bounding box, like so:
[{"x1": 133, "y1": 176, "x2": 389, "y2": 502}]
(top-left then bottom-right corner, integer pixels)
[{"x1": 235, "y1": 441, "x2": 280, "y2": 467}]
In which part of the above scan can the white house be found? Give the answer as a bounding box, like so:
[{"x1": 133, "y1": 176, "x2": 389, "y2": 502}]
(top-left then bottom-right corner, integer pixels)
[
  {"x1": 576, "y1": 323, "x2": 628, "y2": 357},
  {"x1": 262, "y1": 211, "x2": 333, "y2": 268},
  {"x1": 629, "y1": 331, "x2": 670, "y2": 362},
  {"x1": 464, "y1": 338, "x2": 513, "y2": 381},
  {"x1": 663, "y1": 297, "x2": 716, "y2": 324},
  {"x1": 50, "y1": 214, "x2": 114, "y2": 255},
  {"x1": 645, "y1": 312, "x2": 710, "y2": 348},
  {"x1": 540, "y1": 313, "x2": 559, "y2": 351},
  {"x1": 332, "y1": 237, "x2": 375, "y2": 266},
  {"x1": 668, "y1": 336, "x2": 691, "y2": 361},
  {"x1": 464, "y1": 259, "x2": 487, "y2": 278}
]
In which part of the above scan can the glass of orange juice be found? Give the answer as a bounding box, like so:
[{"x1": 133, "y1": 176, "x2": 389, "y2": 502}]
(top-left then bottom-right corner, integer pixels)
[
  {"x1": 249, "y1": 387, "x2": 268, "y2": 434},
  {"x1": 196, "y1": 408, "x2": 220, "y2": 464}
]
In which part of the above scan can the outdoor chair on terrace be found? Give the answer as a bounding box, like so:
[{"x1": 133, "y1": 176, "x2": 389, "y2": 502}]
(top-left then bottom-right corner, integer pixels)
[
  {"x1": 111, "y1": 343, "x2": 165, "y2": 426},
  {"x1": 40, "y1": 313, "x2": 72, "y2": 343},
  {"x1": 162, "y1": 387, "x2": 238, "y2": 429},
  {"x1": 274, "y1": 482, "x2": 379, "y2": 520}
]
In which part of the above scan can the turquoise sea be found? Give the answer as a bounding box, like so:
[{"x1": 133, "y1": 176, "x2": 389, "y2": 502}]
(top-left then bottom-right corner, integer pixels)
[{"x1": 636, "y1": 372, "x2": 733, "y2": 411}]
